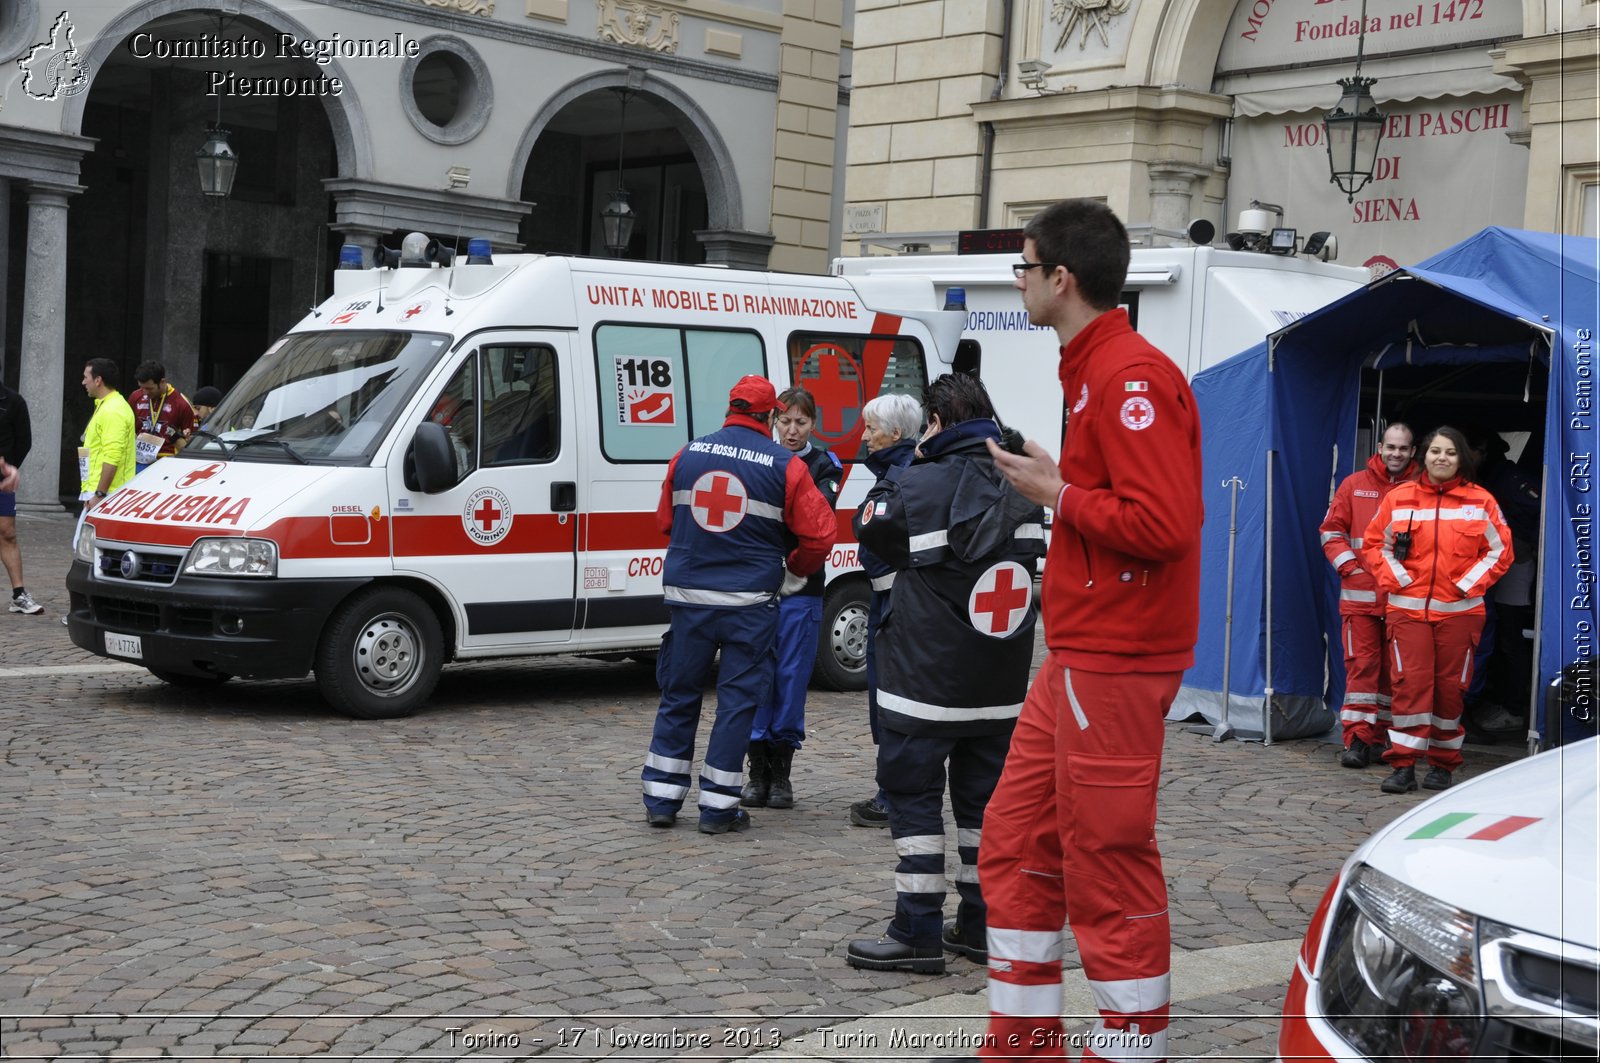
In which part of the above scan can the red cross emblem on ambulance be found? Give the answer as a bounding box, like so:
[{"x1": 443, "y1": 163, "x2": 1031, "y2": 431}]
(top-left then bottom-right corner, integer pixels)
[
  {"x1": 177, "y1": 462, "x2": 225, "y2": 489},
  {"x1": 462, "y1": 487, "x2": 513, "y2": 545},
  {"x1": 968, "y1": 561, "x2": 1032, "y2": 637},
  {"x1": 795, "y1": 342, "x2": 863, "y2": 443},
  {"x1": 690, "y1": 471, "x2": 748, "y2": 532}
]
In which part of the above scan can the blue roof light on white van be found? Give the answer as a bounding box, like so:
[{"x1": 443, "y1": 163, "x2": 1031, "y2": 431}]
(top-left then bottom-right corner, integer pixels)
[
  {"x1": 466, "y1": 239, "x2": 493, "y2": 265},
  {"x1": 338, "y1": 244, "x2": 364, "y2": 270}
]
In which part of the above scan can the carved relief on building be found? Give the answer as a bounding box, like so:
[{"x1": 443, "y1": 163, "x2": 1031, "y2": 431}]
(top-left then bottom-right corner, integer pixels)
[
  {"x1": 1051, "y1": 0, "x2": 1132, "y2": 51},
  {"x1": 420, "y1": 0, "x2": 495, "y2": 16},
  {"x1": 597, "y1": 0, "x2": 679, "y2": 54}
]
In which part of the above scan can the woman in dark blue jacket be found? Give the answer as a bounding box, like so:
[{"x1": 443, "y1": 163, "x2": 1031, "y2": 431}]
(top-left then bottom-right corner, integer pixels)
[
  {"x1": 846, "y1": 392, "x2": 923, "y2": 827},
  {"x1": 741, "y1": 387, "x2": 842, "y2": 809}
]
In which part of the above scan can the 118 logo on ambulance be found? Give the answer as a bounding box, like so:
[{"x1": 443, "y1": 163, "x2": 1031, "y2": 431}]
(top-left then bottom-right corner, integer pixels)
[{"x1": 614, "y1": 356, "x2": 676, "y2": 426}]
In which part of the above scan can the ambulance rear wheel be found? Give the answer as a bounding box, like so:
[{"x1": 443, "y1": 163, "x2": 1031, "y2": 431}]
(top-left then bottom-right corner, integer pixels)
[
  {"x1": 815, "y1": 581, "x2": 869, "y2": 691},
  {"x1": 316, "y1": 587, "x2": 443, "y2": 719}
]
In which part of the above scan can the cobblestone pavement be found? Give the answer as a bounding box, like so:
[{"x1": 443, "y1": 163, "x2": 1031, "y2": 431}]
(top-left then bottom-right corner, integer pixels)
[{"x1": 0, "y1": 507, "x2": 1523, "y2": 1060}]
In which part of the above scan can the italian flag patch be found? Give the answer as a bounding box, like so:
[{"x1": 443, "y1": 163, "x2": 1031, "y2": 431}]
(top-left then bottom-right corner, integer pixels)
[{"x1": 1407, "y1": 812, "x2": 1541, "y2": 841}]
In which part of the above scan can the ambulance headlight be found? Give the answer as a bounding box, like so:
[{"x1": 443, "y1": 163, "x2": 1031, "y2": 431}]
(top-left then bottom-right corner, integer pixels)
[
  {"x1": 75, "y1": 523, "x2": 96, "y2": 564},
  {"x1": 184, "y1": 537, "x2": 278, "y2": 578},
  {"x1": 1318, "y1": 864, "x2": 1482, "y2": 1059}
]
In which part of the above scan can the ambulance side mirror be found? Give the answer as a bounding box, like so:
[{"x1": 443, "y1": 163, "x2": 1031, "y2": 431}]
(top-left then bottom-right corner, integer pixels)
[{"x1": 407, "y1": 421, "x2": 458, "y2": 494}]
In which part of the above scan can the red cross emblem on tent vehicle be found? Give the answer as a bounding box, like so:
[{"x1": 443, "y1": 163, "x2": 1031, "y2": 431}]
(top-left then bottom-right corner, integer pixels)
[
  {"x1": 795, "y1": 342, "x2": 863, "y2": 444},
  {"x1": 968, "y1": 561, "x2": 1032, "y2": 637},
  {"x1": 462, "y1": 486, "x2": 513, "y2": 545},
  {"x1": 690, "y1": 471, "x2": 748, "y2": 532}
]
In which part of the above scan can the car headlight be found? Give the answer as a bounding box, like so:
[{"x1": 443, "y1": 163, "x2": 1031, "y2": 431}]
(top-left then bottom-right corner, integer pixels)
[
  {"x1": 75, "y1": 522, "x2": 96, "y2": 564},
  {"x1": 1319, "y1": 864, "x2": 1482, "y2": 1059},
  {"x1": 183, "y1": 537, "x2": 278, "y2": 578}
]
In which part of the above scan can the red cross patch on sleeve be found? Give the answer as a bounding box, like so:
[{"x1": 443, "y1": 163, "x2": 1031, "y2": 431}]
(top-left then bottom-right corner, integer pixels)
[{"x1": 1119, "y1": 396, "x2": 1155, "y2": 431}]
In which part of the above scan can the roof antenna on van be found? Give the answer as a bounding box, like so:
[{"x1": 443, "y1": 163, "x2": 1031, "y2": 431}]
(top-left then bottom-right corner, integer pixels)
[
  {"x1": 374, "y1": 207, "x2": 388, "y2": 314},
  {"x1": 307, "y1": 225, "x2": 326, "y2": 317},
  {"x1": 443, "y1": 210, "x2": 465, "y2": 316}
]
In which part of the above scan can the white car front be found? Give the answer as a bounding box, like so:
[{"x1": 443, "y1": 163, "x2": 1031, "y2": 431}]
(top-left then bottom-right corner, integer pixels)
[{"x1": 1278, "y1": 737, "x2": 1598, "y2": 1061}]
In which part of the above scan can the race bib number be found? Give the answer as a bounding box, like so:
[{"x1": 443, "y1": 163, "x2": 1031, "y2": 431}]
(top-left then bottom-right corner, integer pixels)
[{"x1": 135, "y1": 432, "x2": 164, "y2": 466}]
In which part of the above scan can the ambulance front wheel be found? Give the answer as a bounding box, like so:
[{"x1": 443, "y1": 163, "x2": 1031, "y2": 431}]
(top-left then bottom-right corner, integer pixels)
[
  {"x1": 815, "y1": 580, "x2": 869, "y2": 692},
  {"x1": 316, "y1": 587, "x2": 443, "y2": 719}
]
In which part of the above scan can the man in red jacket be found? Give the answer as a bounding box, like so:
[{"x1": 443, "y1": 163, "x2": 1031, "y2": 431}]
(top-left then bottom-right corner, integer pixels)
[
  {"x1": 1319, "y1": 424, "x2": 1418, "y2": 768},
  {"x1": 981, "y1": 200, "x2": 1203, "y2": 1062}
]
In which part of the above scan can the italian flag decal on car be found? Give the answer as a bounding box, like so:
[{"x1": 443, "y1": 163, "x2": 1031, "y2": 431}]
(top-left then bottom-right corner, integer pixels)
[{"x1": 1407, "y1": 812, "x2": 1541, "y2": 841}]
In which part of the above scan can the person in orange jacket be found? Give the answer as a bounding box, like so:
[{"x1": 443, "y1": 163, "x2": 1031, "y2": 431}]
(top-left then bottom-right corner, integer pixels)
[
  {"x1": 1319, "y1": 424, "x2": 1419, "y2": 768},
  {"x1": 1363, "y1": 425, "x2": 1513, "y2": 793}
]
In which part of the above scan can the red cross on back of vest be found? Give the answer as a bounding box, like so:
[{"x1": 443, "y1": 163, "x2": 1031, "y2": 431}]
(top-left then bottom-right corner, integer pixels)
[
  {"x1": 690, "y1": 471, "x2": 748, "y2": 532},
  {"x1": 969, "y1": 561, "x2": 1033, "y2": 637}
]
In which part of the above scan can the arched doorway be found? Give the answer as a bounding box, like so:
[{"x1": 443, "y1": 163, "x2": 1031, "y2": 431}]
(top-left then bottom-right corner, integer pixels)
[
  {"x1": 518, "y1": 87, "x2": 709, "y2": 263},
  {"x1": 69, "y1": 10, "x2": 344, "y2": 395}
]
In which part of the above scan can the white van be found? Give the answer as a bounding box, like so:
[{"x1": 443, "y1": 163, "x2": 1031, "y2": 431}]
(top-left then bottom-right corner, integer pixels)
[
  {"x1": 66, "y1": 246, "x2": 965, "y2": 718},
  {"x1": 834, "y1": 241, "x2": 1367, "y2": 449}
]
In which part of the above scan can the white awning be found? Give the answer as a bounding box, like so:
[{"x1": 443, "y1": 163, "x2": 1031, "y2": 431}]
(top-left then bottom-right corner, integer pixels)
[{"x1": 1232, "y1": 68, "x2": 1521, "y2": 118}]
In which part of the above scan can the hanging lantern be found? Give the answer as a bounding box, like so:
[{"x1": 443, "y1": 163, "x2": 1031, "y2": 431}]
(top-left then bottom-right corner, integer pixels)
[
  {"x1": 194, "y1": 125, "x2": 239, "y2": 199},
  {"x1": 1323, "y1": 76, "x2": 1385, "y2": 202}
]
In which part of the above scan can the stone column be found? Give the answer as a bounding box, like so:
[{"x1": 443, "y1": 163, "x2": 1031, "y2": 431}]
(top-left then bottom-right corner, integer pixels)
[
  {"x1": 694, "y1": 229, "x2": 776, "y2": 271},
  {"x1": 1146, "y1": 162, "x2": 1211, "y2": 246},
  {"x1": 0, "y1": 179, "x2": 9, "y2": 381},
  {"x1": 17, "y1": 182, "x2": 83, "y2": 511}
]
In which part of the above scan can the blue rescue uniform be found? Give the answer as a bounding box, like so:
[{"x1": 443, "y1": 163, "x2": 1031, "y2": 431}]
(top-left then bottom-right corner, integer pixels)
[{"x1": 641, "y1": 413, "x2": 835, "y2": 828}]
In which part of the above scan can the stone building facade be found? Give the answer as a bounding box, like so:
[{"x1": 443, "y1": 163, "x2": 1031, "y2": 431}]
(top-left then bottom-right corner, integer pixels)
[
  {"x1": 0, "y1": 0, "x2": 852, "y2": 503},
  {"x1": 843, "y1": 0, "x2": 1597, "y2": 268}
]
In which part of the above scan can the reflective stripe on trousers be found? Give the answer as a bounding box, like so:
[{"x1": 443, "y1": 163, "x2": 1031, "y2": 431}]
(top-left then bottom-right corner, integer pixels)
[
  {"x1": 976, "y1": 659, "x2": 1177, "y2": 1060},
  {"x1": 1382, "y1": 610, "x2": 1482, "y2": 773},
  {"x1": 642, "y1": 601, "x2": 778, "y2": 823},
  {"x1": 876, "y1": 727, "x2": 1009, "y2": 949},
  {"x1": 1340, "y1": 614, "x2": 1392, "y2": 747}
]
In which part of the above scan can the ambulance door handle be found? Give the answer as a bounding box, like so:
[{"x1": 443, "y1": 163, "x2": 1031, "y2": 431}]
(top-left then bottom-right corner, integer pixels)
[{"x1": 551, "y1": 482, "x2": 577, "y2": 512}]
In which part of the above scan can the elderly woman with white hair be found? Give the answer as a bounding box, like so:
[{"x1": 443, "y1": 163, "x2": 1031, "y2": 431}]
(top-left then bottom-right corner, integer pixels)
[{"x1": 846, "y1": 390, "x2": 924, "y2": 828}]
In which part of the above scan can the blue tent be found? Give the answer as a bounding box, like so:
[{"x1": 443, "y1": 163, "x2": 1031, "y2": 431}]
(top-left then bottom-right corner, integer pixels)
[{"x1": 1175, "y1": 228, "x2": 1600, "y2": 748}]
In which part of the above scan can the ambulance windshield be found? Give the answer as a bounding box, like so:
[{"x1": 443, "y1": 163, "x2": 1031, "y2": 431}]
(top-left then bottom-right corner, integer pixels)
[{"x1": 182, "y1": 330, "x2": 451, "y2": 465}]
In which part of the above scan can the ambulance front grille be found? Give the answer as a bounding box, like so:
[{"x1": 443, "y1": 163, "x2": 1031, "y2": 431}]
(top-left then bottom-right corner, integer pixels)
[{"x1": 95, "y1": 545, "x2": 185, "y2": 586}]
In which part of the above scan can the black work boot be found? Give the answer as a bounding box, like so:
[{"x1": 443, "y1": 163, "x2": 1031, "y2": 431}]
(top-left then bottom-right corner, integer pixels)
[
  {"x1": 1380, "y1": 765, "x2": 1418, "y2": 793},
  {"x1": 845, "y1": 935, "x2": 945, "y2": 974},
  {"x1": 942, "y1": 920, "x2": 988, "y2": 965},
  {"x1": 1421, "y1": 766, "x2": 1454, "y2": 790},
  {"x1": 739, "y1": 741, "x2": 771, "y2": 808},
  {"x1": 766, "y1": 745, "x2": 795, "y2": 808},
  {"x1": 1340, "y1": 739, "x2": 1371, "y2": 769}
]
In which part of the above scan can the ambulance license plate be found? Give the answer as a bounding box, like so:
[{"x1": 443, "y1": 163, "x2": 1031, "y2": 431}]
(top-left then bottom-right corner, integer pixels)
[{"x1": 105, "y1": 632, "x2": 143, "y2": 660}]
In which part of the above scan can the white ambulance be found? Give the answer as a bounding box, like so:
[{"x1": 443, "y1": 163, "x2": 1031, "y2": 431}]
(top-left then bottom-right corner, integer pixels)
[
  {"x1": 66, "y1": 242, "x2": 965, "y2": 718},
  {"x1": 833, "y1": 235, "x2": 1367, "y2": 449}
]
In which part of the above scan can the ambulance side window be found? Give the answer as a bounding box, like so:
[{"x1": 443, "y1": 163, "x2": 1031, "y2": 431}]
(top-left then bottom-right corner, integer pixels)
[
  {"x1": 480, "y1": 345, "x2": 559, "y2": 466},
  {"x1": 787, "y1": 332, "x2": 926, "y2": 462},
  {"x1": 427, "y1": 356, "x2": 478, "y2": 481},
  {"x1": 595, "y1": 324, "x2": 763, "y2": 462}
]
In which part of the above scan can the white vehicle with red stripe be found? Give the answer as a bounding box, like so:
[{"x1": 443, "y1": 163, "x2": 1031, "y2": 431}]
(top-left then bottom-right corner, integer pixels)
[
  {"x1": 1277, "y1": 736, "x2": 1597, "y2": 1061},
  {"x1": 834, "y1": 234, "x2": 1366, "y2": 452},
  {"x1": 67, "y1": 241, "x2": 964, "y2": 717}
]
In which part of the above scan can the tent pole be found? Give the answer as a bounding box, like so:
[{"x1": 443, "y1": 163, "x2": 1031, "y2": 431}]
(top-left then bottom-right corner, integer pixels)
[
  {"x1": 1264, "y1": 449, "x2": 1275, "y2": 746},
  {"x1": 1527, "y1": 463, "x2": 1549, "y2": 755},
  {"x1": 1374, "y1": 368, "x2": 1384, "y2": 431},
  {"x1": 1215, "y1": 476, "x2": 1246, "y2": 742}
]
